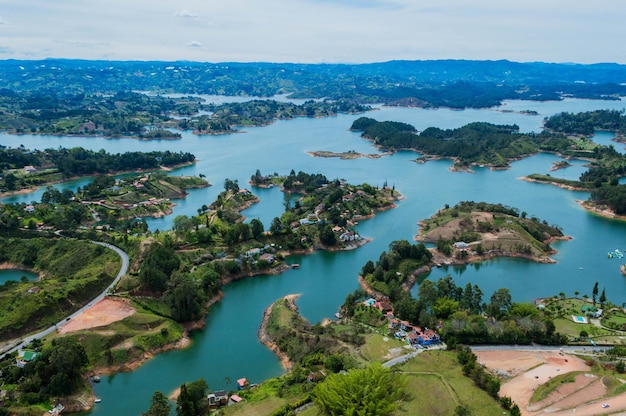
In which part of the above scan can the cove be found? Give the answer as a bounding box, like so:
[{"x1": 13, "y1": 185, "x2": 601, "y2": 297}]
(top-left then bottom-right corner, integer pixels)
[
  {"x1": 0, "y1": 269, "x2": 38, "y2": 285},
  {"x1": 2, "y1": 98, "x2": 626, "y2": 414}
]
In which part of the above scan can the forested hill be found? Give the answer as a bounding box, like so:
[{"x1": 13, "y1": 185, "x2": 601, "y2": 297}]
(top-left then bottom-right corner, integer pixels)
[{"x1": 2, "y1": 59, "x2": 626, "y2": 108}]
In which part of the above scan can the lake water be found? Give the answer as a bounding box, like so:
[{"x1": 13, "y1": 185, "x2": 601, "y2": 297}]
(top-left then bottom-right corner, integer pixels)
[
  {"x1": 2, "y1": 97, "x2": 626, "y2": 414},
  {"x1": 0, "y1": 269, "x2": 38, "y2": 285}
]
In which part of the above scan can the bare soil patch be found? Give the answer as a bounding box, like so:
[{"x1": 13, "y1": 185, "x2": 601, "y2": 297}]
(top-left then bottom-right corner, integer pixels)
[
  {"x1": 58, "y1": 298, "x2": 136, "y2": 334},
  {"x1": 474, "y1": 350, "x2": 626, "y2": 416}
]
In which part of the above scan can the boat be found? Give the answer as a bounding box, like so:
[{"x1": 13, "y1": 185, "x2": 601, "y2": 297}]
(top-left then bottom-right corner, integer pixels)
[
  {"x1": 94, "y1": 398, "x2": 101, "y2": 403},
  {"x1": 92, "y1": 375, "x2": 100, "y2": 383},
  {"x1": 291, "y1": 264, "x2": 300, "y2": 269}
]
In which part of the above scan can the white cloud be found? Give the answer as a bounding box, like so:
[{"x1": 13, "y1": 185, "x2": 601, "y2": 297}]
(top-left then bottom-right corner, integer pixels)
[
  {"x1": 174, "y1": 9, "x2": 198, "y2": 18},
  {"x1": 0, "y1": 16, "x2": 7, "y2": 24},
  {"x1": 0, "y1": 0, "x2": 624, "y2": 63}
]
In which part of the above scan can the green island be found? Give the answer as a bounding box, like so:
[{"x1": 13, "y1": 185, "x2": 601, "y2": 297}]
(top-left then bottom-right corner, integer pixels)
[
  {"x1": 306, "y1": 150, "x2": 390, "y2": 160},
  {"x1": 0, "y1": 171, "x2": 209, "y2": 233},
  {"x1": 0, "y1": 90, "x2": 370, "y2": 138},
  {"x1": 414, "y1": 201, "x2": 568, "y2": 266},
  {"x1": 348, "y1": 110, "x2": 626, "y2": 218},
  {"x1": 0, "y1": 146, "x2": 197, "y2": 194}
]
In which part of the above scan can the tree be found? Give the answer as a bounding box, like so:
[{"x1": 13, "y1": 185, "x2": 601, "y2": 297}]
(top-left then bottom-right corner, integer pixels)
[
  {"x1": 250, "y1": 218, "x2": 264, "y2": 239},
  {"x1": 269, "y1": 217, "x2": 282, "y2": 235},
  {"x1": 592, "y1": 281, "x2": 599, "y2": 305},
  {"x1": 166, "y1": 273, "x2": 206, "y2": 322},
  {"x1": 319, "y1": 223, "x2": 337, "y2": 246},
  {"x1": 486, "y1": 288, "x2": 512, "y2": 319},
  {"x1": 173, "y1": 215, "x2": 193, "y2": 238},
  {"x1": 431, "y1": 298, "x2": 460, "y2": 319},
  {"x1": 4, "y1": 173, "x2": 17, "y2": 190},
  {"x1": 313, "y1": 363, "x2": 406, "y2": 416},
  {"x1": 185, "y1": 379, "x2": 209, "y2": 415},
  {"x1": 176, "y1": 384, "x2": 195, "y2": 416},
  {"x1": 224, "y1": 178, "x2": 239, "y2": 193},
  {"x1": 599, "y1": 288, "x2": 607, "y2": 308},
  {"x1": 142, "y1": 391, "x2": 171, "y2": 416}
]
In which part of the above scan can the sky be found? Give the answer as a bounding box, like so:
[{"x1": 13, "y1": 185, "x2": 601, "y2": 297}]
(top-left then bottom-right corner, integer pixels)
[{"x1": 0, "y1": 0, "x2": 624, "y2": 64}]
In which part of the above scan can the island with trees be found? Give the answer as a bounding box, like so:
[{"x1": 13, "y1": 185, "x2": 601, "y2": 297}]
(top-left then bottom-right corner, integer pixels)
[
  {"x1": 0, "y1": 89, "x2": 371, "y2": 138},
  {"x1": 0, "y1": 146, "x2": 197, "y2": 194},
  {"x1": 414, "y1": 201, "x2": 568, "y2": 266}
]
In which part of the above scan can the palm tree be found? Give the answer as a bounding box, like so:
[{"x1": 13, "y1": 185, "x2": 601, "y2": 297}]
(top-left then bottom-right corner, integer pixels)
[{"x1": 574, "y1": 291, "x2": 580, "y2": 299}]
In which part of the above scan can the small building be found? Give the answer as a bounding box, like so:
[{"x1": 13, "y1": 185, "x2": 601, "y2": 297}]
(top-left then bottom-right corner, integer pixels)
[
  {"x1": 237, "y1": 377, "x2": 250, "y2": 390},
  {"x1": 375, "y1": 301, "x2": 393, "y2": 314},
  {"x1": 16, "y1": 350, "x2": 38, "y2": 368},
  {"x1": 207, "y1": 390, "x2": 228, "y2": 407},
  {"x1": 453, "y1": 241, "x2": 470, "y2": 250},
  {"x1": 228, "y1": 394, "x2": 243, "y2": 405},
  {"x1": 259, "y1": 253, "x2": 275, "y2": 263}
]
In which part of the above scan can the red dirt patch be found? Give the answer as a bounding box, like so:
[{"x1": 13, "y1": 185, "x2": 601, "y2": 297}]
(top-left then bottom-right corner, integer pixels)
[
  {"x1": 473, "y1": 350, "x2": 623, "y2": 416},
  {"x1": 58, "y1": 298, "x2": 135, "y2": 334}
]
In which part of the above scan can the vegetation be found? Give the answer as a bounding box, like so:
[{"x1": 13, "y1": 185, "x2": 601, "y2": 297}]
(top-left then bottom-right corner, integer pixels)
[
  {"x1": 416, "y1": 200, "x2": 565, "y2": 259},
  {"x1": 351, "y1": 117, "x2": 570, "y2": 168},
  {"x1": 0, "y1": 237, "x2": 120, "y2": 339},
  {"x1": 0, "y1": 171, "x2": 208, "y2": 234},
  {"x1": 544, "y1": 109, "x2": 626, "y2": 136},
  {"x1": 0, "y1": 90, "x2": 370, "y2": 138},
  {"x1": 2, "y1": 60, "x2": 626, "y2": 109},
  {"x1": 313, "y1": 363, "x2": 407, "y2": 416},
  {"x1": 0, "y1": 146, "x2": 196, "y2": 193},
  {"x1": 0, "y1": 338, "x2": 88, "y2": 414},
  {"x1": 352, "y1": 112, "x2": 626, "y2": 215}
]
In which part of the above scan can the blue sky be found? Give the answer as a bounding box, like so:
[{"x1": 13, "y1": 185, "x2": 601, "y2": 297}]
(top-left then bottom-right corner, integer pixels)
[{"x1": 0, "y1": 0, "x2": 623, "y2": 63}]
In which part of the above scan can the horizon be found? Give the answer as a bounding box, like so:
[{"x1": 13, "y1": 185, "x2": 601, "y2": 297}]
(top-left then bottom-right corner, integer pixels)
[
  {"x1": 0, "y1": 57, "x2": 624, "y2": 66},
  {"x1": 0, "y1": 1, "x2": 624, "y2": 64}
]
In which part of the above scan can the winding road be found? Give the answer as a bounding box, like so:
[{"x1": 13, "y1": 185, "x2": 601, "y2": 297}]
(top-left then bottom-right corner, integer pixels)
[{"x1": 0, "y1": 240, "x2": 129, "y2": 360}]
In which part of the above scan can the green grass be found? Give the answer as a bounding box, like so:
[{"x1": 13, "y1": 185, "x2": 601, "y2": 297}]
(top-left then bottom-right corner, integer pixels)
[
  {"x1": 602, "y1": 309, "x2": 626, "y2": 330},
  {"x1": 359, "y1": 332, "x2": 407, "y2": 362},
  {"x1": 396, "y1": 351, "x2": 505, "y2": 416},
  {"x1": 397, "y1": 373, "x2": 458, "y2": 415},
  {"x1": 530, "y1": 372, "x2": 581, "y2": 403}
]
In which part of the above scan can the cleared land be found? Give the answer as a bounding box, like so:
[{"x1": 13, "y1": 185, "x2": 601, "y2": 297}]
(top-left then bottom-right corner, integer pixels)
[
  {"x1": 58, "y1": 298, "x2": 136, "y2": 334},
  {"x1": 475, "y1": 350, "x2": 626, "y2": 415}
]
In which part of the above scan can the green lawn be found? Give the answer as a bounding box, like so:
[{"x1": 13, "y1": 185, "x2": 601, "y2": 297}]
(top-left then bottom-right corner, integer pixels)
[
  {"x1": 359, "y1": 332, "x2": 407, "y2": 362},
  {"x1": 396, "y1": 351, "x2": 505, "y2": 416}
]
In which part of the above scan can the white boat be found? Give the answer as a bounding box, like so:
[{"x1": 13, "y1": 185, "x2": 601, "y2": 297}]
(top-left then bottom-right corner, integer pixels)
[{"x1": 94, "y1": 398, "x2": 101, "y2": 403}]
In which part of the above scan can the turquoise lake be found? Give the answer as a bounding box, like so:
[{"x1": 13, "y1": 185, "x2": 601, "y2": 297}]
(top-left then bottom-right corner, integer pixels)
[
  {"x1": 2, "y1": 98, "x2": 626, "y2": 414},
  {"x1": 0, "y1": 269, "x2": 38, "y2": 285}
]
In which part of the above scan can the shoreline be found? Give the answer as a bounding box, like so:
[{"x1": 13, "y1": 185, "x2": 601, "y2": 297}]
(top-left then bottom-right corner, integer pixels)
[
  {"x1": 0, "y1": 161, "x2": 198, "y2": 200},
  {"x1": 518, "y1": 176, "x2": 587, "y2": 191},
  {"x1": 0, "y1": 262, "x2": 45, "y2": 279},
  {"x1": 257, "y1": 294, "x2": 299, "y2": 371},
  {"x1": 575, "y1": 199, "x2": 626, "y2": 221}
]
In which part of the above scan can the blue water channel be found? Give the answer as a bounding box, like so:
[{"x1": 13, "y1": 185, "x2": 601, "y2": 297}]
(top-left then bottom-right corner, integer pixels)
[{"x1": 1, "y1": 97, "x2": 626, "y2": 414}]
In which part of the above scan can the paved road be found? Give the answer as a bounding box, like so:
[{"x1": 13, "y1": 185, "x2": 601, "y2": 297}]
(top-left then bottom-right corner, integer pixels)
[
  {"x1": 382, "y1": 343, "x2": 605, "y2": 369},
  {"x1": 0, "y1": 240, "x2": 129, "y2": 360}
]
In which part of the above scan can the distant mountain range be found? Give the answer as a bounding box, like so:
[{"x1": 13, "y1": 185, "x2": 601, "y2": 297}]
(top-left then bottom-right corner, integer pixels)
[{"x1": 1, "y1": 59, "x2": 625, "y2": 108}]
